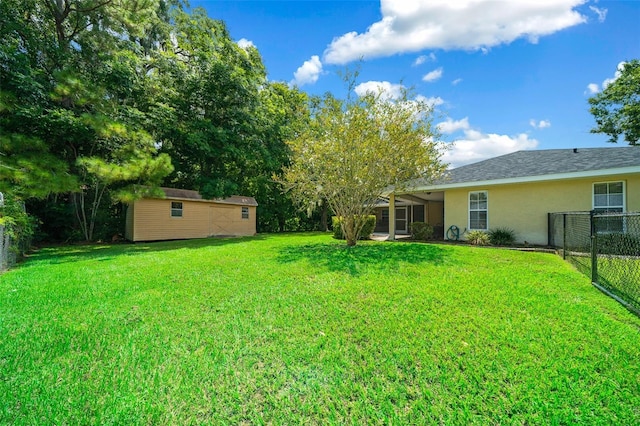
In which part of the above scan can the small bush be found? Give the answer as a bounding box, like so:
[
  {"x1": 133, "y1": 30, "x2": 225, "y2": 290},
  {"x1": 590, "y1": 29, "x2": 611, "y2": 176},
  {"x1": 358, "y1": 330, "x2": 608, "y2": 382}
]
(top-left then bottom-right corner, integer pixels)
[
  {"x1": 0, "y1": 196, "x2": 36, "y2": 258},
  {"x1": 597, "y1": 233, "x2": 640, "y2": 256},
  {"x1": 489, "y1": 227, "x2": 516, "y2": 246},
  {"x1": 332, "y1": 215, "x2": 376, "y2": 240},
  {"x1": 410, "y1": 222, "x2": 433, "y2": 241},
  {"x1": 467, "y1": 230, "x2": 490, "y2": 246}
]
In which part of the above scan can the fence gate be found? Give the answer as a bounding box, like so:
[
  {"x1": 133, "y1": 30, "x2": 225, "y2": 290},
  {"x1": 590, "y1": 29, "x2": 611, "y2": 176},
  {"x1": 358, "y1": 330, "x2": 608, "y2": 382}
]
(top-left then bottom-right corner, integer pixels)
[{"x1": 549, "y1": 211, "x2": 640, "y2": 315}]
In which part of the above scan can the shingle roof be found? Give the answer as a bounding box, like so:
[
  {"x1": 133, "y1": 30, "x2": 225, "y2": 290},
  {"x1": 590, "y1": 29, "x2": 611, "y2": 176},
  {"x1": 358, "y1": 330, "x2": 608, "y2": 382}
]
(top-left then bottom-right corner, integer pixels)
[
  {"x1": 160, "y1": 187, "x2": 258, "y2": 206},
  {"x1": 432, "y1": 147, "x2": 640, "y2": 186}
]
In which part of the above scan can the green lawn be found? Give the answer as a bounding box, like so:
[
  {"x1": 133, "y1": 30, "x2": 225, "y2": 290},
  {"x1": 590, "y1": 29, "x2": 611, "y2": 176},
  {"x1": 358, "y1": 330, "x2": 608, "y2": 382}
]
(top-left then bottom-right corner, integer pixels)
[{"x1": 1, "y1": 233, "x2": 639, "y2": 424}]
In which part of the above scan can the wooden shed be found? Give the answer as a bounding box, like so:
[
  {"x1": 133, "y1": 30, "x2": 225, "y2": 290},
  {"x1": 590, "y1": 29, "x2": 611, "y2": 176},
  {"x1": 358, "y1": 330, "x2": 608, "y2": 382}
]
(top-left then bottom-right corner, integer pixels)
[{"x1": 125, "y1": 188, "x2": 257, "y2": 242}]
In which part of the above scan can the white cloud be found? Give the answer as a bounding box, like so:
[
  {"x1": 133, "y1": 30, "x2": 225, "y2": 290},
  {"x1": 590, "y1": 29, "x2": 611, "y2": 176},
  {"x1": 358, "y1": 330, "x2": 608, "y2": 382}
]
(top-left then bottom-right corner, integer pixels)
[
  {"x1": 586, "y1": 83, "x2": 600, "y2": 94},
  {"x1": 413, "y1": 52, "x2": 436, "y2": 66},
  {"x1": 291, "y1": 55, "x2": 323, "y2": 87},
  {"x1": 589, "y1": 5, "x2": 607, "y2": 22},
  {"x1": 603, "y1": 61, "x2": 626, "y2": 89},
  {"x1": 422, "y1": 67, "x2": 443, "y2": 82},
  {"x1": 324, "y1": 0, "x2": 587, "y2": 64},
  {"x1": 415, "y1": 95, "x2": 444, "y2": 107},
  {"x1": 529, "y1": 119, "x2": 551, "y2": 129},
  {"x1": 354, "y1": 81, "x2": 444, "y2": 107},
  {"x1": 586, "y1": 61, "x2": 626, "y2": 94},
  {"x1": 355, "y1": 81, "x2": 405, "y2": 100},
  {"x1": 437, "y1": 117, "x2": 470, "y2": 134},
  {"x1": 237, "y1": 38, "x2": 255, "y2": 49},
  {"x1": 437, "y1": 118, "x2": 539, "y2": 168},
  {"x1": 451, "y1": 78, "x2": 463, "y2": 86}
]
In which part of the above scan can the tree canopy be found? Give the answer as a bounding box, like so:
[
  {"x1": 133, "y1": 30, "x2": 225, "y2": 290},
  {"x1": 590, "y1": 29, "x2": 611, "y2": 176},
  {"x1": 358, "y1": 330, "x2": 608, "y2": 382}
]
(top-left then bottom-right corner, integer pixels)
[
  {"x1": 589, "y1": 59, "x2": 640, "y2": 145},
  {"x1": 283, "y1": 77, "x2": 447, "y2": 246},
  {"x1": 1, "y1": 0, "x2": 313, "y2": 241}
]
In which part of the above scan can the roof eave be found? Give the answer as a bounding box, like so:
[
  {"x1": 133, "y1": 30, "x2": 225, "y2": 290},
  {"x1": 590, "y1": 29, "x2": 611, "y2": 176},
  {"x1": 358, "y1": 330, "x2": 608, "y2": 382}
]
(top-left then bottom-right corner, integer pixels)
[
  {"x1": 392, "y1": 165, "x2": 640, "y2": 194},
  {"x1": 154, "y1": 195, "x2": 258, "y2": 206}
]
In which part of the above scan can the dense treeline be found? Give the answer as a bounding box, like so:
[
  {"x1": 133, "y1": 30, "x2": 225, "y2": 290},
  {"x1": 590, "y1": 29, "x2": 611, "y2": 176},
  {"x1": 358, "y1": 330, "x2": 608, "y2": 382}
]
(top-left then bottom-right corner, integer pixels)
[{"x1": 0, "y1": 0, "x2": 320, "y2": 242}]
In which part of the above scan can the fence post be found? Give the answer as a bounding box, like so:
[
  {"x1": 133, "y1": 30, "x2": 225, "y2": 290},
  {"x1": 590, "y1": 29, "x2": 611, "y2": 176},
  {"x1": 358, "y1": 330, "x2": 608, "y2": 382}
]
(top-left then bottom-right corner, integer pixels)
[
  {"x1": 562, "y1": 213, "x2": 567, "y2": 260},
  {"x1": 590, "y1": 210, "x2": 598, "y2": 283}
]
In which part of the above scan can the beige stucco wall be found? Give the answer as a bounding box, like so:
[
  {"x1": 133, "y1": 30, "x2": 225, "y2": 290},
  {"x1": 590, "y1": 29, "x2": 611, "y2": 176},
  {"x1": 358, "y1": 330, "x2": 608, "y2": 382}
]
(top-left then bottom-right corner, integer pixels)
[
  {"x1": 443, "y1": 174, "x2": 640, "y2": 245},
  {"x1": 128, "y1": 198, "x2": 257, "y2": 242}
]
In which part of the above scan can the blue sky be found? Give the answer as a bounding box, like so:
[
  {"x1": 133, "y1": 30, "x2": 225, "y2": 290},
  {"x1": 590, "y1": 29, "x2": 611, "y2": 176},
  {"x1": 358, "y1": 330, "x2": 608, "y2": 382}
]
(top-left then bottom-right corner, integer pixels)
[{"x1": 191, "y1": 0, "x2": 640, "y2": 167}]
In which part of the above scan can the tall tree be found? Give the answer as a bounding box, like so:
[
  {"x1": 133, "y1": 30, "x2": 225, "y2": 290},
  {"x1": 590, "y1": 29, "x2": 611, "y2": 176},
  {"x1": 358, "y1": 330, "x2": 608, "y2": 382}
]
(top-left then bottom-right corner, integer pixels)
[
  {"x1": 1, "y1": 0, "x2": 175, "y2": 240},
  {"x1": 241, "y1": 82, "x2": 312, "y2": 232},
  {"x1": 283, "y1": 77, "x2": 447, "y2": 246},
  {"x1": 154, "y1": 8, "x2": 268, "y2": 198},
  {"x1": 589, "y1": 59, "x2": 640, "y2": 145}
]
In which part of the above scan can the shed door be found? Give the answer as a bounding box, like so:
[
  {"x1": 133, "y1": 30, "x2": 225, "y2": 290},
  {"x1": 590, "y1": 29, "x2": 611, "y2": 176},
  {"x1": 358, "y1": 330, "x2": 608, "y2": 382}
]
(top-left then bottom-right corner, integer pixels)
[{"x1": 209, "y1": 205, "x2": 235, "y2": 236}]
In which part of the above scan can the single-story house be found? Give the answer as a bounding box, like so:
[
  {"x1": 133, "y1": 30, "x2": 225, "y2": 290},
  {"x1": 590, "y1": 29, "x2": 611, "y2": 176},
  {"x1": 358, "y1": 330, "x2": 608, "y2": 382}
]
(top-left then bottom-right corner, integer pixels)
[
  {"x1": 382, "y1": 147, "x2": 640, "y2": 245},
  {"x1": 125, "y1": 187, "x2": 257, "y2": 242}
]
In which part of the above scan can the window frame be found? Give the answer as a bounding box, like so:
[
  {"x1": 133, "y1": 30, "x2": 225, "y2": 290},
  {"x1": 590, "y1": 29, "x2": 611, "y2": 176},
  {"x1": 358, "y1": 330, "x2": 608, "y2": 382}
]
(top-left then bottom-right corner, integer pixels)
[
  {"x1": 468, "y1": 190, "x2": 488, "y2": 231},
  {"x1": 241, "y1": 206, "x2": 249, "y2": 219},
  {"x1": 592, "y1": 181, "x2": 625, "y2": 213},
  {"x1": 171, "y1": 201, "x2": 183, "y2": 218}
]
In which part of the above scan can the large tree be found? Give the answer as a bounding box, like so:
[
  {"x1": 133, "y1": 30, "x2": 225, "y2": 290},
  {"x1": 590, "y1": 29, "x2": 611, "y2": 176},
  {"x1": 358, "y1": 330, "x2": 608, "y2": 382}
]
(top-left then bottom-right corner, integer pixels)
[
  {"x1": 589, "y1": 59, "x2": 640, "y2": 145},
  {"x1": 283, "y1": 78, "x2": 447, "y2": 246},
  {"x1": 0, "y1": 0, "x2": 176, "y2": 240}
]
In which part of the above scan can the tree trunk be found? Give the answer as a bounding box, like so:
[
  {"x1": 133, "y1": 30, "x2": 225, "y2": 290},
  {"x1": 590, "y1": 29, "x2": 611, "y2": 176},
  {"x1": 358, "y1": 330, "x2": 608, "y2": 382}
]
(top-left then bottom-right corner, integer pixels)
[
  {"x1": 320, "y1": 200, "x2": 328, "y2": 232},
  {"x1": 343, "y1": 215, "x2": 358, "y2": 246}
]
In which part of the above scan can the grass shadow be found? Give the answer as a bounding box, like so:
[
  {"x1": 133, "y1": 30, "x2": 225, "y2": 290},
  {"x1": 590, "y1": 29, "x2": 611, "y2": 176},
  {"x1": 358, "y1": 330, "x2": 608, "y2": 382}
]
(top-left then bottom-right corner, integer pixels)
[
  {"x1": 276, "y1": 241, "x2": 449, "y2": 276},
  {"x1": 24, "y1": 234, "x2": 271, "y2": 266}
]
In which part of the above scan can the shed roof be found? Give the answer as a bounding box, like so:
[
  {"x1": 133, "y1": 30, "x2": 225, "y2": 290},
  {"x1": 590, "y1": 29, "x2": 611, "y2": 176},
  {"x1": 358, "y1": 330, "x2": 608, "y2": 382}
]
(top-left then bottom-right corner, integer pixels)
[
  {"x1": 405, "y1": 147, "x2": 640, "y2": 191},
  {"x1": 160, "y1": 187, "x2": 258, "y2": 206}
]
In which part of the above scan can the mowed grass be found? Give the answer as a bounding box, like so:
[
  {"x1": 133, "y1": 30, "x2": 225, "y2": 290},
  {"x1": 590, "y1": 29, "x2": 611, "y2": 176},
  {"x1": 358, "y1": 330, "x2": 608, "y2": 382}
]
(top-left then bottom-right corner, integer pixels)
[{"x1": 1, "y1": 233, "x2": 639, "y2": 424}]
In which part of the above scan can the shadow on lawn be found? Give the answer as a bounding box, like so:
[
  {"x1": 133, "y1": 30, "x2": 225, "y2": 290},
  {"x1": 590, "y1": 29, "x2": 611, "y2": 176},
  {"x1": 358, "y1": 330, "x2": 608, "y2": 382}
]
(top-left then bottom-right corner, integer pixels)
[
  {"x1": 276, "y1": 241, "x2": 449, "y2": 276},
  {"x1": 26, "y1": 234, "x2": 270, "y2": 265}
]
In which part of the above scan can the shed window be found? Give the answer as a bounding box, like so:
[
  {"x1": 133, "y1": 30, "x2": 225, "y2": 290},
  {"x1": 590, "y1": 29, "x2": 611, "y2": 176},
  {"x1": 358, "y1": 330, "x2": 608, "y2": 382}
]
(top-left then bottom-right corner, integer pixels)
[
  {"x1": 469, "y1": 191, "x2": 488, "y2": 230},
  {"x1": 242, "y1": 206, "x2": 249, "y2": 219},
  {"x1": 171, "y1": 201, "x2": 183, "y2": 217}
]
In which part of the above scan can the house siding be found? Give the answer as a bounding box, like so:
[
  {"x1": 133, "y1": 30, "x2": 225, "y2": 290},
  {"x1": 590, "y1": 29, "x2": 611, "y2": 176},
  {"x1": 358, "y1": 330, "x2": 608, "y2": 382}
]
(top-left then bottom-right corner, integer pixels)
[
  {"x1": 443, "y1": 174, "x2": 640, "y2": 245},
  {"x1": 128, "y1": 198, "x2": 256, "y2": 242}
]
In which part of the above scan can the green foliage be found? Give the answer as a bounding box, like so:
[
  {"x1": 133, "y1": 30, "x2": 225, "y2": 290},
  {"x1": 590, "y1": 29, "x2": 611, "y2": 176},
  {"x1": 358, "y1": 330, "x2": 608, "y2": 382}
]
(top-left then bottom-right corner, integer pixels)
[
  {"x1": 597, "y1": 233, "x2": 640, "y2": 256},
  {"x1": 1, "y1": 0, "x2": 316, "y2": 241},
  {"x1": 284, "y1": 71, "x2": 446, "y2": 246},
  {"x1": 589, "y1": 59, "x2": 640, "y2": 145},
  {"x1": 488, "y1": 227, "x2": 516, "y2": 246},
  {"x1": 467, "y1": 230, "x2": 490, "y2": 246},
  {"x1": 1, "y1": 233, "x2": 639, "y2": 423},
  {"x1": 410, "y1": 222, "x2": 434, "y2": 240},
  {"x1": 0, "y1": 195, "x2": 36, "y2": 257},
  {"x1": 332, "y1": 215, "x2": 376, "y2": 240}
]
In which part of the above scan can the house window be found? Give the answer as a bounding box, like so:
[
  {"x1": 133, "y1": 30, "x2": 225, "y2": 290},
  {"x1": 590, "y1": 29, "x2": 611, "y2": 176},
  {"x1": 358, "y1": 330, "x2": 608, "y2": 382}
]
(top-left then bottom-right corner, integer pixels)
[
  {"x1": 469, "y1": 191, "x2": 488, "y2": 230},
  {"x1": 381, "y1": 209, "x2": 389, "y2": 225},
  {"x1": 171, "y1": 201, "x2": 183, "y2": 217},
  {"x1": 242, "y1": 206, "x2": 249, "y2": 219},
  {"x1": 593, "y1": 181, "x2": 624, "y2": 213},
  {"x1": 593, "y1": 181, "x2": 624, "y2": 233}
]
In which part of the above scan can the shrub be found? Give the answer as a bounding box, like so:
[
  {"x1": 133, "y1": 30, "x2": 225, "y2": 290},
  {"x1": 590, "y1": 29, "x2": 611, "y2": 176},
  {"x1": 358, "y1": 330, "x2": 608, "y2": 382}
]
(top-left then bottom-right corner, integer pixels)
[
  {"x1": 597, "y1": 233, "x2": 640, "y2": 256},
  {"x1": 467, "y1": 230, "x2": 489, "y2": 246},
  {"x1": 0, "y1": 196, "x2": 36, "y2": 260},
  {"x1": 410, "y1": 222, "x2": 433, "y2": 240},
  {"x1": 332, "y1": 215, "x2": 376, "y2": 240},
  {"x1": 488, "y1": 227, "x2": 516, "y2": 246}
]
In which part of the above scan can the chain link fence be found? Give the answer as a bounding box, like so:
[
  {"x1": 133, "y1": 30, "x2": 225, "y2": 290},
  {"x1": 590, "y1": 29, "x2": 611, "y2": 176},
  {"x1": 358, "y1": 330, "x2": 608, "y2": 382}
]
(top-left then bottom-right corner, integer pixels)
[{"x1": 549, "y1": 211, "x2": 640, "y2": 314}]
